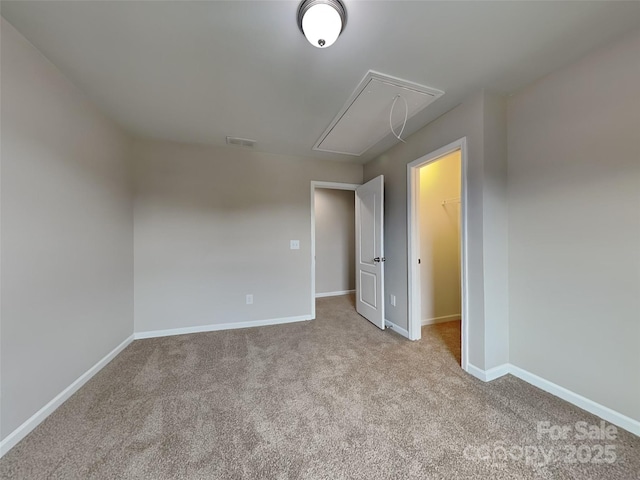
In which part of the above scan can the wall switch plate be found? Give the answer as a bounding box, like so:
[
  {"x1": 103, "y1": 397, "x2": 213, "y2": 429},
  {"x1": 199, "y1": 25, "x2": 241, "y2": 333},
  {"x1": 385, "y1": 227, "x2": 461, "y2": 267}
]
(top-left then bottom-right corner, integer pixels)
[
  {"x1": 290, "y1": 240, "x2": 300, "y2": 250},
  {"x1": 246, "y1": 294, "x2": 253, "y2": 305},
  {"x1": 390, "y1": 294, "x2": 396, "y2": 307}
]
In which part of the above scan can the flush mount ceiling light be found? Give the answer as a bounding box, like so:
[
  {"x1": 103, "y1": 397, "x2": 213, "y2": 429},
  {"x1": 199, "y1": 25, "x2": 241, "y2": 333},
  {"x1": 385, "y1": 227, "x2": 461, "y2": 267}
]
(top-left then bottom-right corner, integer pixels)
[{"x1": 297, "y1": 0, "x2": 347, "y2": 49}]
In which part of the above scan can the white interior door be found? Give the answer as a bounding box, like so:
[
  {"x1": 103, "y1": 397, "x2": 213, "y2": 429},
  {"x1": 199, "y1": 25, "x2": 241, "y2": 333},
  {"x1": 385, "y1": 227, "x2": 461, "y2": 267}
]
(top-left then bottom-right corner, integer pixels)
[{"x1": 355, "y1": 175, "x2": 385, "y2": 329}]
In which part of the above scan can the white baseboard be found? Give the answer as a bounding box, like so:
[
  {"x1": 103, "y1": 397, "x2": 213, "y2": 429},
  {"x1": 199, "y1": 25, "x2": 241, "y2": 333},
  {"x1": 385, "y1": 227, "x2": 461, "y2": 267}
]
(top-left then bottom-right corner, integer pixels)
[
  {"x1": 422, "y1": 314, "x2": 461, "y2": 326},
  {"x1": 465, "y1": 362, "x2": 640, "y2": 437},
  {"x1": 0, "y1": 334, "x2": 134, "y2": 458},
  {"x1": 315, "y1": 290, "x2": 355, "y2": 298},
  {"x1": 384, "y1": 319, "x2": 410, "y2": 339},
  {"x1": 466, "y1": 362, "x2": 510, "y2": 382},
  {"x1": 508, "y1": 364, "x2": 640, "y2": 437},
  {"x1": 134, "y1": 314, "x2": 313, "y2": 340}
]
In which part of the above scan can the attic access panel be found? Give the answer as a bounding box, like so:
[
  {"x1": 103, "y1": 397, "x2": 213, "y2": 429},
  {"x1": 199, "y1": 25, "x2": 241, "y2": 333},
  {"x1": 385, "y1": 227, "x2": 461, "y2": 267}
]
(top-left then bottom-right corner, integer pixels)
[{"x1": 313, "y1": 71, "x2": 444, "y2": 156}]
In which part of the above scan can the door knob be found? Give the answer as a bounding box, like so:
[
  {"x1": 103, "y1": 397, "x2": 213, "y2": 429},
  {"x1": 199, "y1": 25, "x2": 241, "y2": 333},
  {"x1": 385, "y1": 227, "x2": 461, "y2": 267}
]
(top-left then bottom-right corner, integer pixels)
[{"x1": 373, "y1": 257, "x2": 386, "y2": 263}]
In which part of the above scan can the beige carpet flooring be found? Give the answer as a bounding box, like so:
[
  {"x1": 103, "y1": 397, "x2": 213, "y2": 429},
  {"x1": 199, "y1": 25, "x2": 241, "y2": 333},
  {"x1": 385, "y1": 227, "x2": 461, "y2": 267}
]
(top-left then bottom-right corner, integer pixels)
[{"x1": 1, "y1": 294, "x2": 638, "y2": 479}]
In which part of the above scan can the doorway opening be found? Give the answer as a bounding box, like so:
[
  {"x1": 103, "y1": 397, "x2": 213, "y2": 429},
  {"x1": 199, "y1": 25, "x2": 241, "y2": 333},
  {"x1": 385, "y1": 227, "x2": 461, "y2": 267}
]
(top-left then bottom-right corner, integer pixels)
[
  {"x1": 407, "y1": 138, "x2": 469, "y2": 372},
  {"x1": 310, "y1": 181, "x2": 360, "y2": 319}
]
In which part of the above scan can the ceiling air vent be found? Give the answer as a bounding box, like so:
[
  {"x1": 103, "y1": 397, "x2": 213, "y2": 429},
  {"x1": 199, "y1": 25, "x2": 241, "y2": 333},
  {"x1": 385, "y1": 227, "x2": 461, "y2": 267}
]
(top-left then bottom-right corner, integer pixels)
[
  {"x1": 226, "y1": 136, "x2": 256, "y2": 148},
  {"x1": 314, "y1": 71, "x2": 444, "y2": 156}
]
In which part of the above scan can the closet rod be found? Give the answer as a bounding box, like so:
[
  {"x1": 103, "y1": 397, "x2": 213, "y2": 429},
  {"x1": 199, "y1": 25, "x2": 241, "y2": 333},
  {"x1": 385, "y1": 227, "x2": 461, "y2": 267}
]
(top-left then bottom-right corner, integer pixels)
[{"x1": 441, "y1": 197, "x2": 460, "y2": 206}]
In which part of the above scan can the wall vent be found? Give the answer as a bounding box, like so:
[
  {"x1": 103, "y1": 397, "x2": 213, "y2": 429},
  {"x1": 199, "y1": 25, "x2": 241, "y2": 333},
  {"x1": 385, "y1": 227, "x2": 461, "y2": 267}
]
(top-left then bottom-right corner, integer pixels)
[
  {"x1": 226, "y1": 136, "x2": 256, "y2": 148},
  {"x1": 313, "y1": 71, "x2": 444, "y2": 156}
]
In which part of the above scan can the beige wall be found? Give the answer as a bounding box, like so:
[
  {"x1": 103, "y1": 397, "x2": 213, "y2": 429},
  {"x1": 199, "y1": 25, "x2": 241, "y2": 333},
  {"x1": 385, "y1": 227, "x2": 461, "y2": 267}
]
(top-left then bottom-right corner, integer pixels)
[
  {"x1": 507, "y1": 29, "x2": 640, "y2": 421},
  {"x1": 0, "y1": 19, "x2": 134, "y2": 439},
  {"x1": 419, "y1": 151, "x2": 461, "y2": 322},
  {"x1": 314, "y1": 189, "x2": 355, "y2": 295},
  {"x1": 364, "y1": 91, "x2": 508, "y2": 370},
  {"x1": 133, "y1": 140, "x2": 362, "y2": 333}
]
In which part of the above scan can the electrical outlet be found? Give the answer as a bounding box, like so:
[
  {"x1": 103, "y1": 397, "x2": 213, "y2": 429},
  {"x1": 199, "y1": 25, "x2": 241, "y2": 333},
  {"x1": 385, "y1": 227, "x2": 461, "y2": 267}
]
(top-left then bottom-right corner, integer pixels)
[
  {"x1": 246, "y1": 294, "x2": 253, "y2": 305},
  {"x1": 390, "y1": 294, "x2": 396, "y2": 307},
  {"x1": 290, "y1": 240, "x2": 300, "y2": 250}
]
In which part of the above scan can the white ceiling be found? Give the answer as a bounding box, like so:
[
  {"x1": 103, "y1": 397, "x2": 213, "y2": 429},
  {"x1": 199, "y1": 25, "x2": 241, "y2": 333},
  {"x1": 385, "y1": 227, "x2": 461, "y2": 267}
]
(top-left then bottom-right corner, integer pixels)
[{"x1": 2, "y1": 1, "x2": 639, "y2": 164}]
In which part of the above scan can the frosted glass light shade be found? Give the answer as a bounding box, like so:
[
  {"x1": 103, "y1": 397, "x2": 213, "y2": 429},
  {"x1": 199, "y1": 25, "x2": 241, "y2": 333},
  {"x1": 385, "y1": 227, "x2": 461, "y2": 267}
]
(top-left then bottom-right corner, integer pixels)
[{"x1": 298, "y1": 0, "x2": 346, "y2": 49}]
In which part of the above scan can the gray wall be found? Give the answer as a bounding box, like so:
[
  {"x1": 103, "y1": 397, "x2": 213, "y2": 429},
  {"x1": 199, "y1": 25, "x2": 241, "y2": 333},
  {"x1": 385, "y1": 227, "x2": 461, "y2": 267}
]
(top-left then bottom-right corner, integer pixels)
[
  {"x1": 508, "y1": 29, "x2": 640, "y2": 421},
  {"x1": 364, "y1": 91, "x2": 508, "y2": 370},
  {"x1": 133, "y1": 140, "x2": 362, "y2": 333},
  {"x1": 315, "y1": 189, "x2": 355, "y2": 295},
  {"x1": 482, "y1": 93, "x2": 510, "y2": 368},
  {"x1": 0, "y1": 19, "x2": 134, "y2": 439}
]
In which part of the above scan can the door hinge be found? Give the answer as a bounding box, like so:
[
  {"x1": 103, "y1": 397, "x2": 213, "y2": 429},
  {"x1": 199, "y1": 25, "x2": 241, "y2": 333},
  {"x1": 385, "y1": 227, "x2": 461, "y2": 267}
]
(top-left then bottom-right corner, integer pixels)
[{"x1": 418, "y1": 258, "x2": 421, "y2": 264}]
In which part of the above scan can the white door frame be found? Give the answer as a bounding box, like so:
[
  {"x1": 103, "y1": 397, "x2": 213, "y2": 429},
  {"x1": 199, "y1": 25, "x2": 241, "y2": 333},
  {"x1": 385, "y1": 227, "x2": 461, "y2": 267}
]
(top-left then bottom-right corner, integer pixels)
[
  {"x1": 407, "y1": 137, "x2": 469, "y2": 372},
  {"x1": 310, "y1": 181, "x2": 361, "y2": 319}
]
